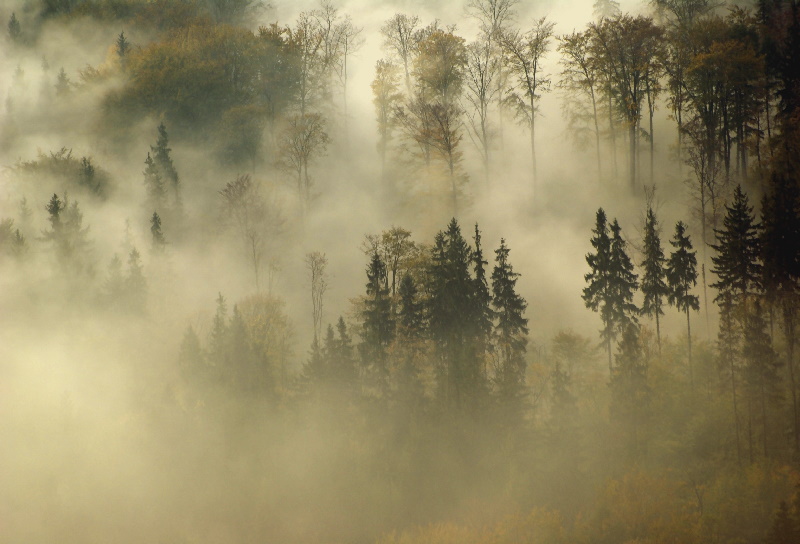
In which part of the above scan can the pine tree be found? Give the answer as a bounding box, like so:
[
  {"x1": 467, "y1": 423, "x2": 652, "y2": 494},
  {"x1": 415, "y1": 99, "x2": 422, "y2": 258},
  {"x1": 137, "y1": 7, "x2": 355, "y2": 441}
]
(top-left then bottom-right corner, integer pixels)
[
  {"x1": 608, "y1": 219, "x2": 639, "y2": 334},
  {"x1": 666, "y1": 221, "x2": 700, "y2": 387},
  {"x1": 610, "y1": 323, "x2": 648, "y2": 459},
  {"x1": 640, "y1": 207, "x2": 669, "y2": 354},
  {"x1": 491, "y1": 237, "x2": 529, "y2": 421},
  {"x1": 398, "y1": 274, "x2": 425, "y2": 339},
  {"x1": 429, "y1": 219, "x2": 486, "y2": 409},
  {"x1": 761, "y1": 171, "x2": 800, "y2": 452},
  {"x1": 104, "y1": 254, "x2": 125, "y2": 300},
  {"x1": 583, "y1": 208, "x2": 613, "y2": 370},
  {"x1": 711, "y1": 185, "x2": 761, "y2": 306},
  {"x1": 55, "y1": 67, "x2": 70, "y2": 96},
  {"x1": 150, "y1": 211, "x2": 165, "y2": 251},
  {"x1": 178, "y1": 325, "x2": 207, "y2": 385},
  {"x1": 151, "y1": 123, "x2": 181, "y2": 208},
  {"x1": 331, "y1": 317, "x2": 357, "y2": 392},
  {"x1": 396, "y1": 273, "x2": 425, "y2": 405},
  {"x1": 742, "y1": 301, "x2": 781, "y2": 460},
  {"x1": 472, "y1": 223, "x2": 494, "y2": 364},
  {"x1": 8, "y1": 13, "x2": 21, "y2": 42},
  {"x1": 361, "y1": 251, "x2": 394, "y2": 395},
  {"x1": 125, "y1": 247, "x2": 146, "y2": 312},
  {"x1": 116, "y1": 31, "x2": 130, "y2": 68},
  {"x1": 143, "y1": 152, "x2": 166, "y2": 209},
  {"x1": 209, "y1": 293, "x2": 229, "y2": 372}
]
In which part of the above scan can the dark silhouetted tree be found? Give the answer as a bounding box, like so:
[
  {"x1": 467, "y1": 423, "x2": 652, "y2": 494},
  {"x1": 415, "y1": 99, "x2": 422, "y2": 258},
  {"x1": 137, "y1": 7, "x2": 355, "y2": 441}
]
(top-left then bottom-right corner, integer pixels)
[
  {"x1": 666, "y1": 221, "x2": 700, "y2": 387},
  {"x1": 640, "y1": 207, "x2": 669, "y2": 353}
]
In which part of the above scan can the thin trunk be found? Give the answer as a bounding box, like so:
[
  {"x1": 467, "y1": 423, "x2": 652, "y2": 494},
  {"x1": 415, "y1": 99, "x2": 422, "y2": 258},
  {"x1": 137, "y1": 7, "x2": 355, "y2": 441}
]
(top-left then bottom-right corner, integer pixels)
[
  {"x1": 608, "y1": 91, "x2": 618, "y2": 179},
  {"x1": 687, "y1": 307, "x2": 694, "y2": 392},
  {"x1": 747, "y1": 396, "x2": 754, "y2": 464},
  {"x1": 649, "y1": 92, "x2": 655, "y2": 185},
  {"x1": 787, "y1": 315, "x2": 799, "y2": 453},
  {"x1": 629, "y1": 122, "x2": 636, "y2": 192},
  {"x1": 530, "y1": 95, "x2": 537, "y2": 197},
  {"x1": 591, "y1": 89, "x2": 602, "y2": 184},
  {"x1": 656, "y1": 308, "x2": 662, "y2": 356},
  {"x1": 702, "y1": 264, "x2": 710, "y2": 338},
  {"x1": 760, "y1": 376, "x2": 768, "y2": 459},
  {"x1": 730, "y1": 347, "x2": 742, "y2": 466}
]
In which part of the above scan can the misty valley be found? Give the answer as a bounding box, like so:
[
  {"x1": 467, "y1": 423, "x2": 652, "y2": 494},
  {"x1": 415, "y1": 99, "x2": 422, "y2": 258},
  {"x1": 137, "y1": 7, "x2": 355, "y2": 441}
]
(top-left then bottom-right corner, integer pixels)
[{"x1": 2, "y1": 0, "x2": 800, "y2": 543}]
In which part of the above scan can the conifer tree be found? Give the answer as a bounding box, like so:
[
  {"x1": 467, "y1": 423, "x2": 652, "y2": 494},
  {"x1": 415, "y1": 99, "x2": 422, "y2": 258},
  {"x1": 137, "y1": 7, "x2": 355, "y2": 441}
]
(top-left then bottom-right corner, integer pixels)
[
  {"x1": 472, "y1": 223, "x2": 494, "y2": 364},
  {"x1": 742, "y1": 301, "x2": 781, "y2": 460},
  {"x1": 608, "y1": 219, "x2": 639, "y2": 333},
  {"x1": 178, "y1": 325, "x2": 206, "y2": 385},
  {"x1": 761, "y1": 171, "x2": 800, "y2": 451},
  {"x1": 331, "y1": 317, "x2": 357, "y2": 391},
  {"x1": 116, "y1": 31, "x2": 130, "y2": 68},
  {"x1": 398, "y1": 274, "x2": 424, "y2": 339},
  {"x1": 640, "y1": 207, "x2": 669, "y2": 353},
  {"x1": 610, "y1": 323, "x2": 648, "y2": 458},
  {"x1": 429, "y1": 219, "x2": 486, "y2": 409},
  {"x1": 55, "y1": 67, "x2": 70, "y2": 96},
  {"x1": 711, "y1": 185, "x2": 761, "y2": 306},
  {"x1": 491, "y1": 237, "x2": 529, "y2": 420},
  {"x1": 584, "y1": 208, "x2": 613, "y2": 370},
  {"x1": 143, "y1": 152, "x2": 166, "y2": 209},
  {"x1": 583, "y1": 209, "x2": 638, "y2": 371},
  {"x1": 150, "y1": 123, "x2": 181, "y2": 208},
  {"x1": 361, "y1": 251, "x2": 394, "y2": 395},
  {"x1": 150, "y1": 211, "x2": 165, "y2": 252},
  {"x1": 8, "y1": 13, "x2": 21, "y2": 42},
  {"x1": 125, "y1": 247, "x2": 146, "y2": 312},
  {"x1": 717, "y1": 290, "x2": 742, "y2": 465},
  {"x1": 209, "y1": 293, "x2": 229, "y2": 371},
  {"x1": 666, "y1": 221, "x2": 700, "y2": 386}
]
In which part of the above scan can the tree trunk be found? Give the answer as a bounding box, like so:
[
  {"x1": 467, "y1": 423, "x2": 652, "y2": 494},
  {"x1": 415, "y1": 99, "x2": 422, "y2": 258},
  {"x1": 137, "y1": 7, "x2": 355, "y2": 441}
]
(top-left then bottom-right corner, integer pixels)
[
  {"x1": 687, "y1": 307, "x2": 694, "y2": 392},
  {"x1": 592, "y1": 90, "x2": 602, "y2": 185},
  {"x1": 730, "y1": 353, "x2": 742, "y2": 466},
  {"x1": 629, "y1": 122, "x2": 636, "y2": 192},
  {"x1": 530, "y1": 95, "x2": 537, "y2": 198}
]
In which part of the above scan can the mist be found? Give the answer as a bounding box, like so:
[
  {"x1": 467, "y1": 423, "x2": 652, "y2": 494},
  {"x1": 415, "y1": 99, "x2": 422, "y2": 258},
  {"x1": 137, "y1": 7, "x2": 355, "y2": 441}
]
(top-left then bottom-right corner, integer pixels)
[{"x1": 2, "y1": 0, "x2": 799, "y2": 542}]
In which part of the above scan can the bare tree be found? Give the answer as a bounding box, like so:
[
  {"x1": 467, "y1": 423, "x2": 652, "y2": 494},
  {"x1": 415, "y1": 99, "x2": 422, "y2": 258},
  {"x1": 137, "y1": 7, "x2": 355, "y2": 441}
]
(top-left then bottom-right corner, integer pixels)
[
  {"x1": 306, "y1": 251, "x2": 328, "y2": 344},
  {"x1": 558, "y1": 30, "x2": 602, "y2": 184},
  {"x1": 466, "y1": 0, "x2": 519, "y2": 39},
  {"x1": 500, "y1": 17, "x2": 555, "y2": 195},
  {"x1": 465, "y1": 38, "x2": 499, "y2": 185},
  {"x1": 220, "y1": 174, "x2": 283, "y2": 292},
  {"x1": 372, "y1": 60, "x2": 403, "y2": 180},
  {"x1": 380, "y1": 13, "x2": 421, "y2": 95},
  {"x1": 279, "y1": 113, "x2": 330, "y2": 211}
]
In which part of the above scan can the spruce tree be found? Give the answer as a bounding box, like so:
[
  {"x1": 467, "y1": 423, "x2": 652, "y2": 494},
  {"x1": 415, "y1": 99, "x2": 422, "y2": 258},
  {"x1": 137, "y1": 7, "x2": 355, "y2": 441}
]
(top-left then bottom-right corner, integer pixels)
[
  {"x1": 55, "y1": 67, "x2": 70, "y2": 96},
  {"x1": 472, "y1": 224, "x2": 494, "y2": 362},
  {"x1": 116, "y1": 31, "x2": 130, "y2": 67},
  {"x1": 761, "y1": 171, "x2": 800, "y2": 451},
  {"x1": 742, "y1": 301, "x2": 781, "y2": 459},
  {"x1": 151, "y1": 123, "x2": 181, "y2": 208},
  {"x1": 711, "y1": 185, "x2": 761, "y2": 305},
  {"x1": 8, "y1": 13, "x2": 21, "y2": 42},
  {"x1": 360, "y1": 251, "x2": 394, "y2": 395},
  {"x1": 583, "y1": 208, "x2": 613, "y2": 370},
  {"x1": 666, "y1": 221, "x2": 700, "y2": 387},
  {"x1": 150, "y1": 211, "x2": 165, "y2": 251},
  {"x1": 491, "y1": 238, "x2": 529, "y2": 421},
  {"x1": 125, "y1": 247, "x2": 146, "y2": 312},
  {"x1": 143, "y1": 152, "x2": 166, "y2": 209},
  {"x1": 429, "y1": 219, "x2": 486, "y2": 409},
  {"x1": 209, "y1": 293, "x2": 229, "y2": 372},
  {"x1": 608, "y1": 219, "x2": 639, "y2": 334},
  {"x1": 640, "y1": 207, "x2": 669, "y2": 353},
  {"x1": 610, "y1": 323, "x2": 648, "y2": 459}
]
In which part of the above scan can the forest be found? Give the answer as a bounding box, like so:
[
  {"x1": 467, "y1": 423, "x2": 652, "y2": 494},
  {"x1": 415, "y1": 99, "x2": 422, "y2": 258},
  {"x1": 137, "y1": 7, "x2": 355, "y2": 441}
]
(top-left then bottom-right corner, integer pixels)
[{"x1": 1, "y1": 0, "x2": 800, "y2": 542}]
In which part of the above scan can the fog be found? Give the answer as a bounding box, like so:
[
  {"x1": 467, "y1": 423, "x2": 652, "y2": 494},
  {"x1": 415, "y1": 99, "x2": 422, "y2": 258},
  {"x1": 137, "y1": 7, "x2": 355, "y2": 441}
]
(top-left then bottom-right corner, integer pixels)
[{"x1": 1, "y1": 0, "x2": 796, "y2": 542}]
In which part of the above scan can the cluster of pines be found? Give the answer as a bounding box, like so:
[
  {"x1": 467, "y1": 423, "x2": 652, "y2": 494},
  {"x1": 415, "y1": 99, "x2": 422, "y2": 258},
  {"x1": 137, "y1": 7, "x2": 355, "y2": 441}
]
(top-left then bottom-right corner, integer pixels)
[
  {"x1": 180, "y1": 218, "x2": 529, "y2": 422},
  {"x1": 583, "y1": 174, "x2": 800, "y2": 468}
]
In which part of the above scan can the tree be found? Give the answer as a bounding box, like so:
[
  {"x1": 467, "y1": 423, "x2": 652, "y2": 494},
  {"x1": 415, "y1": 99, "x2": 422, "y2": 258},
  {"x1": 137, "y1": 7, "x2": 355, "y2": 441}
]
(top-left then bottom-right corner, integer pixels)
[
  {"x1": 279, "y1": 113, "x2": 330, "y2": 211},
  {"x1": 610, "y1": 323, "x2": 649, "y2": 459},
  {"x1": 558, "y1": 30, "x2": 603, "y2": 184},
  {"x1": 306, "y1": 251, "x2": 328, "y2": 345},
  {"x1": 473, "y1": 224, "x2": 494, "y2": 363},
  {"x1": 500, "y1": 17, "x2": 555, "y2": 194},
  {"x1": 491, "y1": 237, "x2": 529, "y2": 421},
  {"x1": 116, "y1": 31, "x2": 130, "y2": 69},
  {"x1": 8, "y1": 12, "x2": 21, "y2": 42},
  {"x1": 666, "y1": 221, "x2": 700, "y2": 387},
  {"x1": 583, "y1": 209, "x2": 638, "y2": 371},
  {"x1": 588, "y1": 15, "x2": 664, "y2": 191},
  {"x1": 150, "y1": 123, "x2": 181, "y2": 209},
  {"x1": 380, "y1": 13, "x2": 420, "y2": 95},
  {"x1": 761, "y1": 171, "x2": 800, "y2": 452},
  {"x1": 220, "y1": 174, "x2": 281, "y2": 291},
  {"x1": 372, "y1": 60, "x2": 403, "y2": 180},
  {"x1": 55, "y1": 67, "x2": 70, "y2": 96},
  {"x1": 711, "y1": 185, "x2": 761, "y2": 307},
  {"x1": 640, "y1": 207, "x2": 669, "y2": 353},
  {"x1": 143, "y1": 153, "x2": 166, "y2": 211},
  {"x1": 593, "y1": 0, "x2": 621, "y2": 19},
  {"x1": 125, "y1": 247, "x2": 146, "y2": 312},
  {"x1": 413, "y1": 29, "x2": 467, "y2": 105},
  {"x1": 429, "y1": 219, "x2": 487, "y2": 410},
  {"x1": 361, "y1": 251, "x2": 395, "y2": 395},
  {"x1": 464, "y1": 38, "x2": 499, "y2": 185},
  {"x1": 42, "y1": 193, "x2": 90, "y2": 273},
  {"x1": 150, "y1": 211, "x2": 165, "y2": 252}
]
